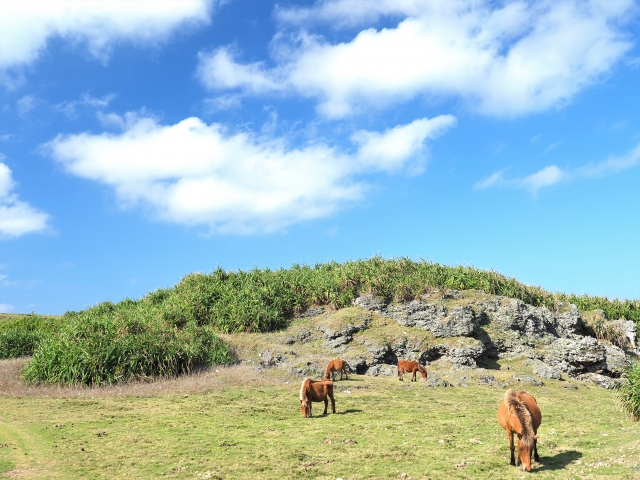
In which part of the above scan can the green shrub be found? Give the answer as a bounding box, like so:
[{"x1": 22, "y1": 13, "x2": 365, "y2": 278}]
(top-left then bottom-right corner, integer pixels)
[
  {"x1": 0, "y1": 315, "x2": 64, "y2": 359},
  {"x1": 618, "y1": 361, "x2": 640, "y2": 421},
  {"x1": 22, "y1": 302, "x2": 233, "y2": 386}
]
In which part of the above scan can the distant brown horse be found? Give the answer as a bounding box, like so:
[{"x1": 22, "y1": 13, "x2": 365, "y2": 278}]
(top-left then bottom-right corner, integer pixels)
[
  {"x1": 299, "y1": 378, "x2": 335, "y2": 418},
  {"x1": 497, "y1": 389, "x2": 542, "y2": 472},
  {"x1": 397, "y1": 360, "x2": 427, "y2": 382},
  {"x1": 325, "y1": 359, "x2": 349, "y2": 381}
]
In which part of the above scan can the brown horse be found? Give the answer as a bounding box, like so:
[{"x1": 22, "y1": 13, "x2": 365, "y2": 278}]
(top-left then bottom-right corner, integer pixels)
[
  {"x1": 497, "y1": 389, "x2": 542, "y2": 472},
  {"x1": 397, "y1": 360, "x2": 427, "y2": 382},
  {"x1": 325, "y1": 359, "x2": 349, "y2": 381},
  {"x1": 299, "y1": 378, "x2": 335, "y2": 418}
]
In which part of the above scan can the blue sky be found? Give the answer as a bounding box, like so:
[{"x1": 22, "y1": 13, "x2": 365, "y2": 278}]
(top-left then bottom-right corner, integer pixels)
[{"x1": 1, "y1": 0, "x2": 639, "y2": 315}]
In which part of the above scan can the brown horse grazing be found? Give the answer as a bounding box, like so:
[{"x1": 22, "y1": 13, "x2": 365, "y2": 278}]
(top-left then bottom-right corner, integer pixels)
[
  {"x1": 497, "y1": 389, "x2": 542, "y2": 472},
  {"x1": 325, "y1": 359, "x2": 349, "y2": 381},
  {"x1": 299, "y1": 378, "x2": 336, "y2": 418},
  {"x1": 397, "y1": 360, "x2": 427, "y2": 382}
]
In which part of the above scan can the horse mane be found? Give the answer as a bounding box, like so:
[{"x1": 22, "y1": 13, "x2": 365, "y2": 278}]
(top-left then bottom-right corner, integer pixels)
[
  {"x1": 300, "y1": 378, "x2": 311, "y2": 406},
  {"x1": 418, "y1": 364, "x2": 427, "y2": 373},
  {"x1": 505, "y1": 389, "x2": 535, "y2": 448}
]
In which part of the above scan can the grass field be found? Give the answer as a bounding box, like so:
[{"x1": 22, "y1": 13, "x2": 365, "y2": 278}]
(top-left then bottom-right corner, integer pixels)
[{"x1": 1, "y1": 358, "x2": 639, "y2": 479}]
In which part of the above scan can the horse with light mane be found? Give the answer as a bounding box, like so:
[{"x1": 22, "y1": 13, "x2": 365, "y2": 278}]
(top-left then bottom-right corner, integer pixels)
[
  {"x1": 397, "y1": 360, "x2": 427, "y2": 382},
  {"x1": 299, "y1": 378, "x2": 335, "y2": 418},
  {"x1": 325, "y1": 359, "x2": 349, "y2": 381},
  {"x1": 497, "y1": 389, "x2": 542, "y2": 472}
]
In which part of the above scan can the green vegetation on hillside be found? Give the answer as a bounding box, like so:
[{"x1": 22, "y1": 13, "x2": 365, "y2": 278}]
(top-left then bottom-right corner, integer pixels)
[
  {"x1": 0, "y1": 315, "x2": 64, "y2": 359},
  {"x1": 5, "y1": 257, "x2": 639, "y2": 386}
]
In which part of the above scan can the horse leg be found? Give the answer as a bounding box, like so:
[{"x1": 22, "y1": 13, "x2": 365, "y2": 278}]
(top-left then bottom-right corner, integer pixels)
[
  {"x1": 533, "y1": 436, "x2": 540, "y2": 462},
  {"x1": 329, "y1": 393, "x2": 336, "y2": 414},
  {"x1": 508, "y1": 431, "x2": 516, "y2": 466},
  {"x1": 323, "y1": 398, "x2": 329, "y2": 415},
  {"x1": 344, "y1": 367, "x2": 348, "y2": 380},
  {"x1": 411, "y1": 370, "x2": 416, "y2": 382}
]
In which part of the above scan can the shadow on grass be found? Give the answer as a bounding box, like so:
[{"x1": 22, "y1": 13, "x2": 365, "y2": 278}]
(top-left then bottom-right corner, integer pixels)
[
  {"x1": 536, "y1": 450, "x2": 582, "y2": 472},
  {"x1": 334, "y1": 409, "x2": 363, "y2": 415}
]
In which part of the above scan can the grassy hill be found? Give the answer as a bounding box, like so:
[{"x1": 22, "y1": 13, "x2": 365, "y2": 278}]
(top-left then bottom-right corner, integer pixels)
[{"x1": 2, "y1": 257, "x2": 639, "y2": 386}]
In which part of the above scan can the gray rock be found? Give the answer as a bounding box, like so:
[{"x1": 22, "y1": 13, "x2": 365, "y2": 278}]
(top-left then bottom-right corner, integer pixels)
[
  {"x1": 530, "y1": 360, "x2": 562, "y2": 380},
  {"x1": 353, "y1": 295, "x2": 388, "y2": 314},
  {"x1": 390, "y1": 302, "x2": 477, "y2": 337},
  {"x1": 297, "y1": 306, "x2": 326, "y2": 318},
  {"x1": 442, "y1": 341, "x2": 485, "y2": 369},
  {"x1": 604, "y1": 344, "x2": 628, "y2": 376},
  {"x1": 613, "y1": 319, "x2": 638, "y2": 348},
  {"x1": 477, "y1": 373, "x2": 496, "y2": 386},
  {"x1": 290, "y1": 363, "x2": 322, "y2": 378},
  {"x1": 258, "y1": 350, "x2": 284, "y2": 368},
  {"x1": 451, "y1": 373, "x2": 473, "y2": 387},
  {"x1": 578, "y1": 372, "x2": 621, "y2": 389},
  {"x1": 555, "y1": 304, "x2": 583, "y2": 337},
  {"x1": 543, "y1": 336, "x2": 606, "y2": 376},
  {"x1": 296, "y1": 328, "x2": 316, "y2": 343},
  {"x1": 362, "y1": 339, "x2": 398, "y2": 365},
  {"x1": 365, "y1": 364, "x2": 396, "y2": 377},
  {"x1": 424, "y1": 372, "x2": 451, "y2": 387},
  {"x1": 513, "y1": 373, "x2": 545, "y2": 387},
  {"x1": 492, "y1": 299, "x2": 580, "y2": 339}
]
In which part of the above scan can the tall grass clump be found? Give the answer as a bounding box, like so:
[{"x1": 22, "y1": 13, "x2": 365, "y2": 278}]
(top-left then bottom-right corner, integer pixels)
[
  {"x1": 0, "y1": 315, "x2": 64, "y2": 359},
  {"x1": 618, "y1": 361, "x2": 640, "y2": 421},
  {"x1": 23, "y1": 301, "x2": 233, "y2": 386},
  {"x1": 582, "y1": 310, "x2": 631, "y2": 348}
]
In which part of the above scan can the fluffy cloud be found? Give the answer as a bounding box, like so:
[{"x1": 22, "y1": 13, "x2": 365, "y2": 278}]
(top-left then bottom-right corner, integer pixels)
[
  {"x1": 0, "y1": 162, "x2": 51, "y2": 238},
  {"x1": 200, "y1": 0, "x2": 634, "y2": 118},
  {"x1": 0, "y1": 0, "x2": 212, "y2": 72},
  {"x1": 475, "y1": 143, "x2": 640, "y2": 194},
  {"x1": 45, "y1": 113, "x2": 455, "y2": 234}
]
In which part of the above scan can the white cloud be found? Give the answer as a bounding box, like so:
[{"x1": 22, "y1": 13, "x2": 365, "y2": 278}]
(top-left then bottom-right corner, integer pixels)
[
  {"x1": 197, "y1": 48, "x2": 283, "y2": 94},
  {"x1": 56, "y1": 93, "x2": 116, "y2": 117},
  {"x1": 540, "y1": 142, "x2": 562, "y2": 156},
  {"x1": 203, "y1": 94, "x2": 243, "y2": 113},
  {"x1": 577, "y1": 143, "x2": 640, "y2": 177},
  {"x1": 0, "y1": 163, "x2": 51, "y2": 238},
  {"x1": 0, "y1": 303, "x2": 15, "y2": 313},
  {"x1": 45, "y1": 113, "x2": 455, "y2": 234},
  {"x1": 17, "y1": 95, "x2": 38, "y2": 116},
  {"x1": 0, "y1": 0, "x2": 212, "y2": 72},
  {"x1": 352, "y1": 115, "x2": 456, "y2": 173},
  {"x1": 520, "y1": 165, "x2": 566, "y2": 192},
  {"x1": 475, "y1": 143, "x2": 640, "y2": 194},
  {"x1": 474, "y1": 170, "x2": 508, "y2": 190},
  {"x1": 201, "y1": 0, "x2": 634, "y2": 118},
  {"x1": 475, "y1": 164, "x2": 567, "y2": 194}
]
